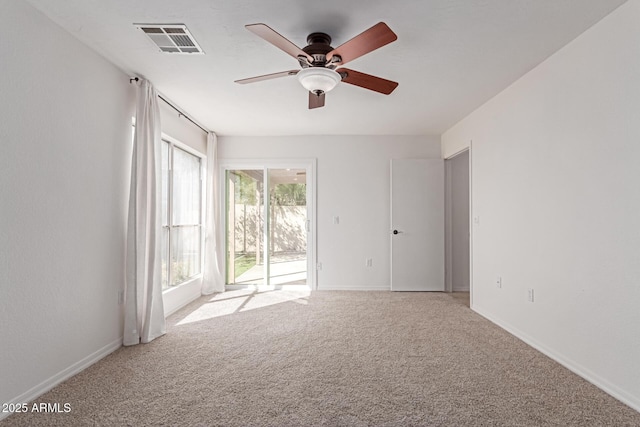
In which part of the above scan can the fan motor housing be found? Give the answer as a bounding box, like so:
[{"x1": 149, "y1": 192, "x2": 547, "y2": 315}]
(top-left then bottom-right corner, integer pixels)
[{"x1": 302, "y1": 32, "x2": 334, "y2": 67}]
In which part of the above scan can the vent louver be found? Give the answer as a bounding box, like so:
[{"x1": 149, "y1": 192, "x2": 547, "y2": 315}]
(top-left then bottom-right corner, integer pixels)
[{"x1": 136, "y1": 24, "x2": 204, "y2": 54}]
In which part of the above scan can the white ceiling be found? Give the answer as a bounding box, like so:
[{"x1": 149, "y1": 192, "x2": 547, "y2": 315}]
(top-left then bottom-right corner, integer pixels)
[{"x1": 26, "y1": 0, "x2": 626, "y2": 136}]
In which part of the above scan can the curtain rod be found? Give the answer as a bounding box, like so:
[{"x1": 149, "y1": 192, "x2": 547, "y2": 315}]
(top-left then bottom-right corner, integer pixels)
[{"x1": 129, "y1": 77, "x2": 209, "y2": 134}]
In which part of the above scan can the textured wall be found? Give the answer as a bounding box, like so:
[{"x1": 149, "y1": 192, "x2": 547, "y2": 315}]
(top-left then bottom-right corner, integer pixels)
[
  {"x1": 0, "y1": 0, "x2": 134, "y2": 411},
  {"x1": 442, "y1": 0, "x2": 640, "y2": 410}
]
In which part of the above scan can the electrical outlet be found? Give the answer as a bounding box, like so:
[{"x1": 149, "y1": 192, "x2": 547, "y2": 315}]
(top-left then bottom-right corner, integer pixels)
[
  {"x1": 332, "y1": 216, "x2": 340, "y2": 225},
  {"x1": 527, "y1": 288, "x2": 535, "y2": 302},
  {"x1": 366, "y1": 258, "x2": 373, "y2": 267},
  {"x1": 317, "y1": 262, "x2": 323, "y2": 271},
  {"x1": 496, "y1": 276, "x2": 502, "y2": 288}
]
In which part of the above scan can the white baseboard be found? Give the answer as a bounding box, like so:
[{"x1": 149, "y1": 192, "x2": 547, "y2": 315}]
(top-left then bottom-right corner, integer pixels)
[
  {"x1": 222, "y1": 283, "x2": 390, "y2": 293},
  {"x1": 472, "y1": 305, "x2": 640, "y2": 413},
  {"x1": 224, "y1": 284, "x2": 391, "y2": 292},
  {"x1": 0, "y1": 337, "x2": 122, "y2": 422},
  {"x1": 224, "y1": 284, "x2": 311, "y2": 291},
  {"x1": 317, "y1": 284, "x2": 390, "y2": 291}
]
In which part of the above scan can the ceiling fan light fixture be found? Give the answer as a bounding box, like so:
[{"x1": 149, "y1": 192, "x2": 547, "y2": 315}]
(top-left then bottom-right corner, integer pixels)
[{"x1": 297, "y1": 68, "x2": 341, "y2": 93}]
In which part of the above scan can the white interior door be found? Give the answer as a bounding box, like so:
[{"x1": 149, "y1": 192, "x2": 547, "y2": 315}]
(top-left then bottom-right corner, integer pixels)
[{"x1": 391, "y1": 159, "x2": 444, "y2": 291}]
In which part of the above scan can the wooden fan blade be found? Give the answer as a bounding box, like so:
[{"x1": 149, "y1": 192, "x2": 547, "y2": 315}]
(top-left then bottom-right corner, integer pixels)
[
  {"x1": 337, "y1": 68, "x2": 398, "y2": 94},
  {"x1": 246, "y1": 23, "x2": 313, "y2": 63},
  {"x1": 309, "y1": 91, "x2": 325, "y2": 109},
  {"x1": 327, "y1": 22, "x2": 397, "y2": 65},
  {"x1": 235, "y1": 70, "x2": 299, "y2": 84}
]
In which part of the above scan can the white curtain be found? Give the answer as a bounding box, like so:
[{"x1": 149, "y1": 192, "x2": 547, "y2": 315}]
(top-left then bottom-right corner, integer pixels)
[
  {"x1": 202, "y1": 132, "x2": 225, "y2": 294},
  {"x1": 124, "y1": 79, "x2": 166, "y2": 346}
]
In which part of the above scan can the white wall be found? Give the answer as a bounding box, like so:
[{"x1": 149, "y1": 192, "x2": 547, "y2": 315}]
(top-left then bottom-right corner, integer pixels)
[
  {"x1": 442, "y1": 0, "x2": 640, "y2": 410},
  {"x1": 0, "y1": 0, "x2": 134, "y2": 413},
  {"x1": 219, "y1": 135, "x2": 441, "y2": 290},
  {"x1": 159, "y1": 100, "x2": 207, "y2": 155}
]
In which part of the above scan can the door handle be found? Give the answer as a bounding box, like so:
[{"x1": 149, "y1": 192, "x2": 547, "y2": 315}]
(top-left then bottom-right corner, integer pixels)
[{"x1": 392, "y1": 229, "x2": 402, "y2": 235}]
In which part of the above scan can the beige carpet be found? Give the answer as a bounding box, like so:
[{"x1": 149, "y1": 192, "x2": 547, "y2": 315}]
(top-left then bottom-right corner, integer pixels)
[{"x1": 3, "y1": 289, "x2": 639, "y2": 426}]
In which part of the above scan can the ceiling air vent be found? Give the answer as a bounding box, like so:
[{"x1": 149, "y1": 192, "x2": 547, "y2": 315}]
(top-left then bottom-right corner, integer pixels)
[{"x1": 136, "y1": 24, "x2": 204, "y2": 54}]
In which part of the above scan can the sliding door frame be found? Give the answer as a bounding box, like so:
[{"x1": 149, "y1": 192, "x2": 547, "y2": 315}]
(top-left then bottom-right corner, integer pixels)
[{"x1": 219, "y1": 158, "x2": 317, "y2": 290}]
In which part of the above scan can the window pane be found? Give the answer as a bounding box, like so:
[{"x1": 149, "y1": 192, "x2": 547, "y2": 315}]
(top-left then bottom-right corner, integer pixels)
[
  {"x1": 170, "y1": 226, "x2": 201, "y2": 286},
  {"x1": 161, "y1": 141, "x2": 170, "y2": 227},
  {"x1": 172, "y1": 148, "x2": 201, "y2": 225},
  {"x1": 161, "y1": 226, "x2": 169, "y2": 290}
]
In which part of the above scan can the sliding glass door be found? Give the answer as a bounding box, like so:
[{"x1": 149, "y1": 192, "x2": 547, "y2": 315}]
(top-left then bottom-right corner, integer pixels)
[
  {"x1": 226, "y1": 169, "x2": 265, "y2": 285},
  {"x1": 224, "y1": 163, "x2": 313, "y2": 288},
  {"x1": 268, "y1": 169, "x2": 307, "y2": 285}
]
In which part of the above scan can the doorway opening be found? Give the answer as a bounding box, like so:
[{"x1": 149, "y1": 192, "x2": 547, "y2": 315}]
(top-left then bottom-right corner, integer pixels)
[
  {"x1": 445, "y1": 149, "x2": 471, "y2": 306},
  {"x1": 224, "y1": 163, "x2": 314, "y2": 289}
]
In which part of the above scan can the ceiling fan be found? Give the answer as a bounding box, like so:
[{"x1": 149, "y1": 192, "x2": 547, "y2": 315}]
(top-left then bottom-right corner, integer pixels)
[{"x1": 235, "y1": 22, "x2": 399, "y2": 109}]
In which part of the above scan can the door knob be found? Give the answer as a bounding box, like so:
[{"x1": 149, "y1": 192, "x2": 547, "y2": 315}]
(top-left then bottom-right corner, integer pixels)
[{"x1": 393, "y1": 230, "x2": 399, "y2": 235}]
